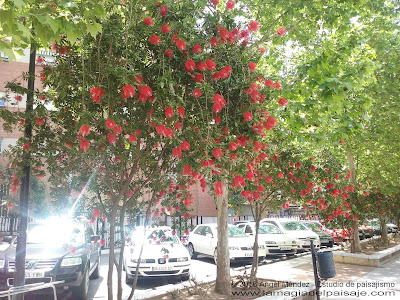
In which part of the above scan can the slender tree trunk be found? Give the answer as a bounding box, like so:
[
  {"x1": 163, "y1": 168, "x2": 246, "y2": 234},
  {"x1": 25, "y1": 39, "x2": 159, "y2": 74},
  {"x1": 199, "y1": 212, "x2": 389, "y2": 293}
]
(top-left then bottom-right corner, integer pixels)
[
  {"x1": 250, "y1": 217, "x2": 260, "y2": 279},
  {"x1": 379, "y1": 215, "x2": 388, "y2": 245},
  {"x1": 215, "y1": 179, "x2": 231, "y2": 296},
  {"x1": 117, "y1": 203, "x2": 127, "y2": 300},
  {"x1": 107, "y1": 204, "x2": 118, "y2": 300},
  {"x1": 13, "y1": 43, "x2": 36, "y2": 300},
  {"x1": 346, "y1": 148, "x2": 361, "y2": 253}
]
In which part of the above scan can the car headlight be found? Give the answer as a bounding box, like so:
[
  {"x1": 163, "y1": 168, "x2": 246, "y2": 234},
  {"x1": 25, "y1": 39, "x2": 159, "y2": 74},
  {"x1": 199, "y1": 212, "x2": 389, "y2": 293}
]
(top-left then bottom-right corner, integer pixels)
[
  {"x1": 265, "y1": 241, "x2": 276, "y2": 245},
  {"x1": 61, "y1": 257, "x2": 82, "y2": 267},
  {"x1": 131, "y1": 259, "x2": 147, "y2": 263},
  {"x1": 229, "y1": 246, "x2": 240, "y2": 250},
  {"x1": 177, "y1": 257, "x2": 188, "y2": 262},
  {"x1": 258, "y1": 245, "x2": 265, "y2": 249},
  {"x1": 0, "y1": 259, "x2": 5, "y2": 268}
]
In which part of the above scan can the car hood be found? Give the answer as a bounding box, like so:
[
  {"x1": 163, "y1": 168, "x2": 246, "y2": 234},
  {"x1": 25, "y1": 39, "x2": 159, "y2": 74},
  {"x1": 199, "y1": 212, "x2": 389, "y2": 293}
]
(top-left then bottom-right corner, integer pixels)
[
  {"x1": 257, "y1": 233, "x2": 295, "y2": 243},
  {"x1": 0, "y1": 244, "x2": 73, "y2": 261},
  {"x1": 127, "y1": 243, "x2": 190, "y2": 259},
  {"x1": 282, "y1": 230, "x2": 319, "y2": 239},
  {"x1": 228, "y1": 236, "x2": 253, "y2": 247}
]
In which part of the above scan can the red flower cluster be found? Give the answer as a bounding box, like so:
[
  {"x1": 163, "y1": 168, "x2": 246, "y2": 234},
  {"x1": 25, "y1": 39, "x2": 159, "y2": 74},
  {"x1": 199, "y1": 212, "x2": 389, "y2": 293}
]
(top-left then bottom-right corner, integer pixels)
[
  {"x1": 212, "y1": 94, "x2": 226, "y2": 113},
  {"x1": 149, "y1": 35, "x2": 161, "y2": 45},
  {"x1": 90, "y1": 86, "x2": 104, "y2": 103},
  {"x1": 121, "y1": 84, "x2": 135, "y2": 99},
  {"x1": 80, "y1": 124, "x2": 90, "y2": 136},
  {"x1": 143, "y1": 17, "x2": 154, "y2": 26},
  {"x1": 278, "y1": 97, "x2": 288, "y2": 106},
  {"x1": 277, "y1": 26, "x2": 287, "y2": 36}
]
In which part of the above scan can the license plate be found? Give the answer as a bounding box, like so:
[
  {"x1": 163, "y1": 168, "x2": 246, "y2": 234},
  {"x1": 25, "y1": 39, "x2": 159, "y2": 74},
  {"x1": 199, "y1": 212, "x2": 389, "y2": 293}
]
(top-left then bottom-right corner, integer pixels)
[
  {"x1": 321, "y1": 239, "x2": 328, "y2": 243},
  {"x1": 244, "y1": 252, "x2": 253, "y2": 257},
  {"x1": 280, "y1": 246, "x2": 292, "y2": 250},
  {"x1": 152, "y1": 266, "x2": 173, "y2": 271},
  {"x1": 25, "y1": 271, "x2": 45, "y2": 278}
]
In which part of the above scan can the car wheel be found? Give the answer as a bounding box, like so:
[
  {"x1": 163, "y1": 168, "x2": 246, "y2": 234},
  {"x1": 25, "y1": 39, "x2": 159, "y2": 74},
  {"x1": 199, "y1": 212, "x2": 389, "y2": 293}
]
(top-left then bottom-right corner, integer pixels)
[
  {"x1": 213, "y1": 248, "x2": 218, "y2": 265},
  {"x1": 72, "y1": 266, "x2": 89, "y2": 300},
  {"x1": 286, "y1": 254, "x2": 295, "y2": 258},
  {"x1": 181, "y1": 273, "x2": 190, "y2": 281},
  {"x1": 125, "y1": 270, "x2": 134, "y2": 285},
  {"x1": 328, "y1": 241, "x2": 334, "y2": 248},
  {"x1": 90, "y1": 255, "x2": 100, "y2": 279},
  {"x1": 188, "y1": 243, "x2": 197, "y2": 259}
]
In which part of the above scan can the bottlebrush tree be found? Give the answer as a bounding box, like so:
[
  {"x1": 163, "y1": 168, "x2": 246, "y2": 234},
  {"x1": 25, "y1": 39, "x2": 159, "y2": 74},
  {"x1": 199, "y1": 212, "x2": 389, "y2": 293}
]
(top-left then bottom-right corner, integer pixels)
[{"x1": 1, "y1": 0, "x2": 291, "y2": 297}]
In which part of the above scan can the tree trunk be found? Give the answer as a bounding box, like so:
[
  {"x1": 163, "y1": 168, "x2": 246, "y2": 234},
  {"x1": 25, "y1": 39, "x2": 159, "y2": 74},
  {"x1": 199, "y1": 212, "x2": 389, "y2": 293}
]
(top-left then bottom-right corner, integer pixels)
[
  {"x1": 13, "y1": 43, "x2": 36, "y2": 300},
  {"x1": 250, "y1": 217, "x2": 260, "y2": 279},
  {"x1": 346, "y1": 148, "x2": 361, "y2": 253},
  {"x1": 379, "y1": 215, "x2": 388, "y2": 245},
  {"x1": 107, "y1": 204, "x2": 118, "y2": 300},
  {"x1": 215, "y1": 179, "x2": 231, "y2": 296},
  {"x1": 117, "y1": 204, "x2": 127, "y2": 300}
]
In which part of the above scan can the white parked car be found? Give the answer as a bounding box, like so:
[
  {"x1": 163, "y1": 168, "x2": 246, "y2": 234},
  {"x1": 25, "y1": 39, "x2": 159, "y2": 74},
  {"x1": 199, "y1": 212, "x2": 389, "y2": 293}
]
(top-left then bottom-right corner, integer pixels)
[
  {"x1": 187, "y1": 224, "x2": 264, "y2": 264},
  {"x1": 236, "y1": 222, "x2": 297, "y2": 257},
  {"x1": 124, "y1": 226, "x2": 191, "y2": 284},
  {"x1": 262, "y1": 218, "x2": 320, "y2": 252}
]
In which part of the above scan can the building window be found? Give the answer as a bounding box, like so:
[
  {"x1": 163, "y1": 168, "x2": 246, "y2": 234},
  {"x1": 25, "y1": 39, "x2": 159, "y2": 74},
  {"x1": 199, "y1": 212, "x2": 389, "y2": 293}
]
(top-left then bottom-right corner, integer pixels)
[
  {"x1": 0, "y1": 51, "x2": 9, "y2": 61},
  {"x1": 0, "y1": 98, "x2": 5, "y2": 107},
  {"x1": 0, "y1": 139, "x2": 3, "y2": 153}
]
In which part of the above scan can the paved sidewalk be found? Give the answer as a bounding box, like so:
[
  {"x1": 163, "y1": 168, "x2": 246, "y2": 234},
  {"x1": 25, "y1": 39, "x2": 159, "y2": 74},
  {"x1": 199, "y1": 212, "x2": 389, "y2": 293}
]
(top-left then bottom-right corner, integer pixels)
[{"x1": 254, "y1": 252, "x2": 400, "y2": 299}]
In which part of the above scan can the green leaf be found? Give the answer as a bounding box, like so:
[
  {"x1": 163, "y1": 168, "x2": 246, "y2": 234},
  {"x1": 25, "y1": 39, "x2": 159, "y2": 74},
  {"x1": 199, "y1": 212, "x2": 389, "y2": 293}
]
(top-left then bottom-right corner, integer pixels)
[
  {"x1": 87, "y1": 22, "x2": 102, "y2": 38},
  {"x1": 11, "y1": 0, "x2": 26, "y2": 10}
]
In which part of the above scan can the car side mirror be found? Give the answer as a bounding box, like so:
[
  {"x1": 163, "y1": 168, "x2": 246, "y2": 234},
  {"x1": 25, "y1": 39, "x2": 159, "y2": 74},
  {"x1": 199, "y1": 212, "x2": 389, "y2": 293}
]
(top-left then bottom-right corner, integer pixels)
[
  {"x1": 90, "y1": 235, "x2": 101, "y2": 242},
  {"x1": 205, "y1": 233, "x2": 213, "y2": 238}
]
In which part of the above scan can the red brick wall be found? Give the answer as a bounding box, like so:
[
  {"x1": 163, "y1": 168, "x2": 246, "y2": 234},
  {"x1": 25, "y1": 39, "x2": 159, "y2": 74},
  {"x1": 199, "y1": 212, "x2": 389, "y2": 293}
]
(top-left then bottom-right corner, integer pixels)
[{"x1": 0, "y1": 61, "x2": 44, "y2": 90}]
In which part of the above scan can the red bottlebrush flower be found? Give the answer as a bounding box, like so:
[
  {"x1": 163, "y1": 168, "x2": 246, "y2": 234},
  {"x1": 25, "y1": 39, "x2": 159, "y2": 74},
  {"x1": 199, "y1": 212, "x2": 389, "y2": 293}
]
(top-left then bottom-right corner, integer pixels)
[
  {"x1": 80, "y1": 140, "x2": 89, "y2": 151},
  {"x1": 161, "y1": 24, "x2": 171, "y2": 33},
  {"x1": 310, "y1": 165, "x2": 316, "y2": 172},
  {"x1": 93, "y1": 208, "x2": 101, "y2": 218},
  {"x1": 134, "y1": 74, "x2": 143, "y2": 84},
  {"x1": 160, "y1": 5, "x2": 168, "y2": 16},
  {"x1": 108, "y1": 133, "x2": 117, "y2": 144},
  {"x1": 192, "y1": 44, "x2": 202, "y2": 53},
  {"x1": 106, "y1": 119, "x2": 115, "y2": 129},
  {"x1": 39, "y1": 94, "x2": 46, "y2": 101},
  {"x1": 180, "y1": 140, "x2": 190, "y2": 151},
  {"x1": 212, "y1": 148, "x2": 222, "y2": 159},
  {"x1": 183, "y1": 165, "x2": 192, "y2": 175},
  {"x1": 36, "y1": 118, "x2": 44, "y2": 126},
  {"x1": 277, "y1": 26, "x2": 287, "y2": 36},
  {"x1": 212, "y1": 94, "x2": 226, "y2": 106},
  {"x1": 226, "y1": 0, "x2": 235, "y2": 9},
  {"x1": 174, "y1": 122, "x2": 183, "y2": 131},
  {"x1": 177, "y1": 107, "x2": 185, "y2": 118},
  {"x1": 243, "y1": 112, "x2": 253, "y2": 121},
  {"x1": 149, "y1": 35, "x2": 161, "y2": 45},
  {"x1": 113, "y1": 125, "x2": 122, "y2": 134},
  {"x1": 172, "y1": 147, "x2": 182, "y2": 159},
  {"x1": 80, "y1": 124, "x2": 90, "y2": 136},
  {"x1": 265, "y1": 79, "x2": 274, "y2": 87},
  {"x1": 143, "y1": 17, "x2": 154, "y2": 26},
  {"x1": 278, "y1": 97, "x2": 288, "y2": 106},
  {"x1": 229, "y1": 142, "x2": 238, "y2": 151},
  {"x1": 15, "y1": 95, "x2": 22, "y2": 101},
  {"x1": 129, "y1": 134, "x2": 137, "y2": 143},
  {"x1": 165, "y1": 106, "x2": 174, "y2": 118},
  {"x1": 249, "y1": 21, "x2": 260, "y2": 31},
  {"x1": 121, "y1": 84, "x2": 135, "y2": 99},
  {"x1": 138, "y1": 85, "x2": 153, "y2": 98},
  {"x1": 265, "y1": 176, "x2": 272, "y2": 183},
  {"x1": 90, "y1": 86, "x2": 104, "y2": 103},
  {"x1": 234, "y1": 176, "x2": 245, "y2": 188},
  {"x1": 206, "y1": 59, "x2": 216, "y2": 71},
  {"x1": 185, "y1": 59, "x2": 196, "y2": 72},
  {"x1": 340, "y1": 139, "x2": 344, "y2": 144},
  {"x1": 197, "y1": 61, "x2": 207, "y2": 72},
  {"x1": 176, "y1": 39, "x2": 186, "y2": 50},
  {"x1": 248, "y1": 62, "x2": 256, "y2": 72},
  {"x1": 214, "y1": 116, "x2": 221, "y2": 124},
  {"x1": 18, "y1": 119, "x2": 25, "y2": 126},
  {"x1": 274, "y1": 81, "x2": 282, "y2": 90},
  {"x1": 295, "y1": 162, "x2": 301, "y2": 169},
  {"x1": 259, "y1": 47, "x2": 265, "y2": 53},
  {"x1": 65, "y1": 141, "x2": 73, "y2": 148},
  {"x1": 164, "y1": 49, "x2": 173, "y2": 58},
  {"x1": 193, "y1": 74, "x2": 204, "y2": 83},
  {"x1": 214, "y1": 181, "x2": 223, "y2": 197},
  {"x1": 210, "y1": 37, "x2": 218, "y2": 47},
  {"x1": 219, "y1": 65, "x2": 232, "y2": 78},
  {"x1": 278, "y1": 172, "x2": 284, "y2": 179},
  {"x1": 156, "y1": 124, "x2": 166, "y2": 136},
  {"x1": 193, "y1": 89, "x2": 202, "y2": 98},
  {"x1": 213, "y1": 103, "x2": 222, "y2": 113}
]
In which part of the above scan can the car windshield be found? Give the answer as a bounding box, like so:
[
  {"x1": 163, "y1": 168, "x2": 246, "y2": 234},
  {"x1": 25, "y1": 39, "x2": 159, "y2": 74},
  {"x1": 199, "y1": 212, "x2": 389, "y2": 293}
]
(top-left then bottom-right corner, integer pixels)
[
  {"x1": 27, "y1": 222, "x2": 84, "y2": 246},
  {"x1": 131, "y1": 228, "x2": 179, "y2": 244},
  {"x1": 304, "y1": 223, "x2": 322, "y2": 232},
  {"x1": 228, "y1": 226, "x2": 247, "y2": 237},
  {"x1": 259, "y1": 224, "x2": 282, "y2": 234},
  {"x1": 281, "y1": 221, "x2": 308, "y2": 231}
]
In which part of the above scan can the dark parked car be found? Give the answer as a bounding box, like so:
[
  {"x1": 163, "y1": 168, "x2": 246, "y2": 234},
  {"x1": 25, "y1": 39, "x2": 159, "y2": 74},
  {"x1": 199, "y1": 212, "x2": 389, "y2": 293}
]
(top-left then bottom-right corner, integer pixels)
[
  {"x1": 302, "y1": 222, "x2": 334, "y2": 247},
  {"x1": 0, "y1": 217, "x2": 101, "y2": 299}
]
